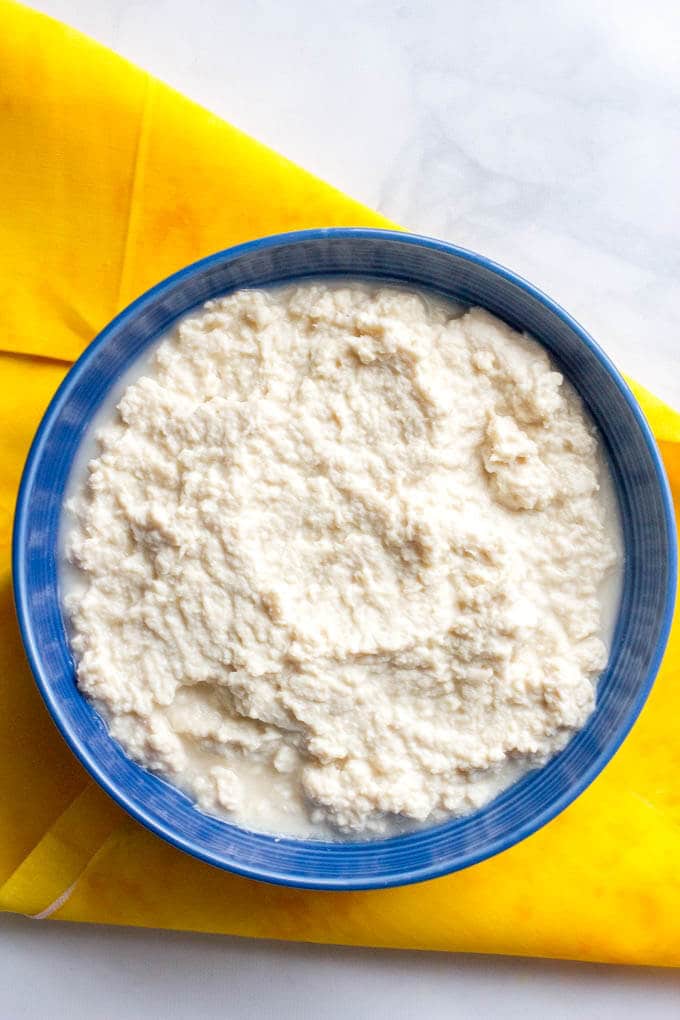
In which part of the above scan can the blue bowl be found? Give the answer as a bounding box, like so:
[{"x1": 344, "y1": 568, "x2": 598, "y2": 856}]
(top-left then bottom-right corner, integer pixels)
[{"x1": 13, "y1": 229, "x2": 677, "y2": 890}]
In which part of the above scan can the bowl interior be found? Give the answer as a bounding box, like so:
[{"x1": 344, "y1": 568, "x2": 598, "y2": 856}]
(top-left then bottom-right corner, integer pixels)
[{"x1": 14, "y1": 229, "x2": 676, "y2": 889}]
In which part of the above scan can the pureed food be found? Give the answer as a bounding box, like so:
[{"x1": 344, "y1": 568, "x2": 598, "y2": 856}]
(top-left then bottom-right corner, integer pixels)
[{"x1": 63, "y1": 283, "x2": 622, "y2": 838}]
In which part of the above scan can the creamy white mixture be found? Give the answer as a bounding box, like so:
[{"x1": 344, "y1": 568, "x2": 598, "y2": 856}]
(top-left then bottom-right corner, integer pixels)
[{"x1": 63, "y1": 283, "x2": 621, "y2": 838}]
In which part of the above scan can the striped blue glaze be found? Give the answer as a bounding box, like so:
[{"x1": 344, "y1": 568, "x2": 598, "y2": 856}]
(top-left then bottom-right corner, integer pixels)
[{"x1": 13, "y1": 229, "x2": 677, "y2": 890}]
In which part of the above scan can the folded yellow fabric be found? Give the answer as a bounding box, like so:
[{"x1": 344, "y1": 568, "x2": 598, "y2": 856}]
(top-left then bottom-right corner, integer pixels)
[{"x1": 1, "y1": 0, "x2": 678, "y2": 966}]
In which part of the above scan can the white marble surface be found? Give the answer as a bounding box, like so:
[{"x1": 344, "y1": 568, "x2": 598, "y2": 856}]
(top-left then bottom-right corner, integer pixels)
[
  {"x1": 26, "y1": 0, "x2": 680, "y2": 409},
  {"x1": 3, "y1": 0, "x2": 680, "y2": 1016}
]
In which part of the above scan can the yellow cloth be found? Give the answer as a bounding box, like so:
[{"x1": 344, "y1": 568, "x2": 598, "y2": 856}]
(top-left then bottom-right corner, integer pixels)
[{"x1": 1, "y1": 0, "x2": 679, "y2": 966}]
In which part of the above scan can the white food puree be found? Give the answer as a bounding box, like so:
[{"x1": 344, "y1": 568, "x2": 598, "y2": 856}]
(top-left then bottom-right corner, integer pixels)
[{"x1": 63, "y1": 283, "x2": 622, "y2": 838}]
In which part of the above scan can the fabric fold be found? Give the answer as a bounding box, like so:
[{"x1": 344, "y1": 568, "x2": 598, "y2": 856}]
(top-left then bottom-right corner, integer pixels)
[{"x1": 0, "y1": 785, "x2": 125, "y2": 918}]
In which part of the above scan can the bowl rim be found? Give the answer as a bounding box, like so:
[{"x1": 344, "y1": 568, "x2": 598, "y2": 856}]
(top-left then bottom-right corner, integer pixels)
[{"x1": 12, "y1": 227, "x2": 678, "y2": 890}]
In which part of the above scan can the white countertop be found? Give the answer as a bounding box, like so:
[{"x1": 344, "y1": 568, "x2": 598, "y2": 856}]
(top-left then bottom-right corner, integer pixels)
[{"x1": 4, "y1": 1, "x2": 680, "y2": 1016}]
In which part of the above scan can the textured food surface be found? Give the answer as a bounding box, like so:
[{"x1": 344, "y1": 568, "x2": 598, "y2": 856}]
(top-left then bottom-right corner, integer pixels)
[{"x1": 64, "y1": 284, "x2": 620, "y2": 837}]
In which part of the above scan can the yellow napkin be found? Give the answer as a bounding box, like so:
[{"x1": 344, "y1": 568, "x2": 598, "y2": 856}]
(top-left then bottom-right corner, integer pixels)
[{"x1": 1, "y1": 1, "x2": 679, "y2": 966}]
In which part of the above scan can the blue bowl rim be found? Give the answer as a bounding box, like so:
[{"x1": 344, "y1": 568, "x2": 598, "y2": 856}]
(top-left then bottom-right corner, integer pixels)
[{"x1": 12, "y1": 227, "x2": 678, "y2": 891}]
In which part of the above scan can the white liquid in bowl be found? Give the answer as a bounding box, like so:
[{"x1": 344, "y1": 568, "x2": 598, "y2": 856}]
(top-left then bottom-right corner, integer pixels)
[{"x1": 60, "y1": 282, "x2": 623, "y2": 839}]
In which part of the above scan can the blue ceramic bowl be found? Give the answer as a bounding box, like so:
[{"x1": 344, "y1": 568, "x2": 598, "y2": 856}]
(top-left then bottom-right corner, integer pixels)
[{"x1": 13, "y1": 229, "x2": 677, "y2": 890}]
